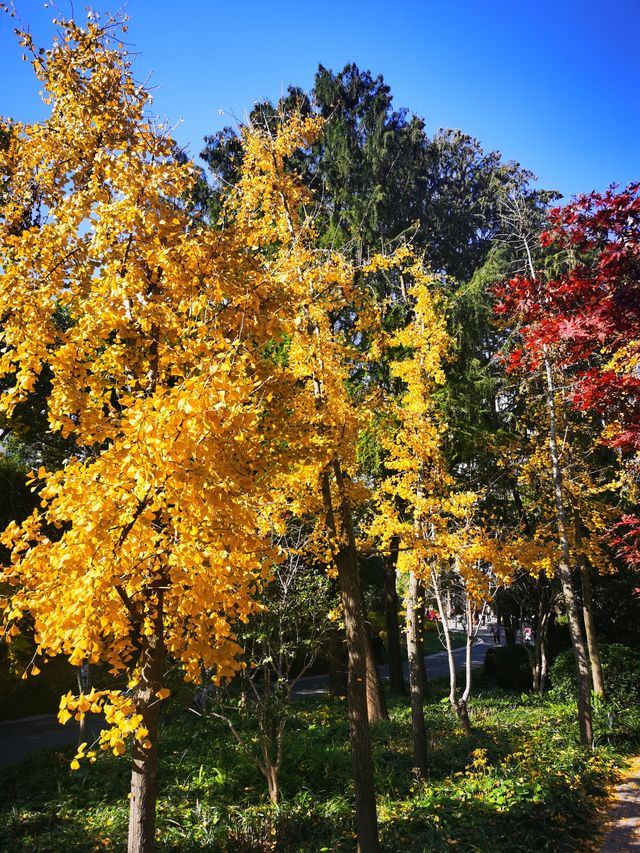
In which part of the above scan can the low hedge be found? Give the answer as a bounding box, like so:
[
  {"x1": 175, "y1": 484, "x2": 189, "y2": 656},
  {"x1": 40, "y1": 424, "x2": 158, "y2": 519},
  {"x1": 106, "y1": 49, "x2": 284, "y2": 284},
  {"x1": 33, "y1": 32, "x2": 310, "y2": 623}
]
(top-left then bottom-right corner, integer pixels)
[
  {"x1": 484, "y1": 644, "x2": 532, "y2": 692},
  {"x1": 550, "y1": 643, "x2": 640, "y2": 705}
]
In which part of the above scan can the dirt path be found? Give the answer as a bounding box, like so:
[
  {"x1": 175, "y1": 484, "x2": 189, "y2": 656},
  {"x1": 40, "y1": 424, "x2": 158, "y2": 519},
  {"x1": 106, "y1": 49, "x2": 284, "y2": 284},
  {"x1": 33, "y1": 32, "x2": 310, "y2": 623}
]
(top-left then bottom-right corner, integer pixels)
[{"x1": 599, "y1": 756, "x2": 640, "y2": 852}]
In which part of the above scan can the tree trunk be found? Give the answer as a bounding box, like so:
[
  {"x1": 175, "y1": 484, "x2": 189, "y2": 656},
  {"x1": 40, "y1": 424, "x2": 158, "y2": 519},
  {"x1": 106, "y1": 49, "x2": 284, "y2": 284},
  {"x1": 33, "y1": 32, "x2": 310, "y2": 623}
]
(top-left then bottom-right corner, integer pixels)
[
  {"x1": 544, "y1": 356, "x2": 593, "y2": 748},
  {"x1": 432, "y1": 571, "x2": 472, "y2": 736},
  {"x1": 540, "y1": 638, "x2": 549, "y2": 693},
  {"x1": 457, "y1": 599, "x2": 475, "y2": 737},
  {"x1": 574, "y1": 514, "x2": 605, "y2": 698},
  {"x1": 415, "y1": 578, "x2": 429, "y2": 697},
  {"x1": 579, "y1": 554, "x2": 605, "y2": 698},
  {"x1": 266, "y1": 766, "x2": 279, "y2": 806},
  {"x1": 323, "y1": 467, "x2": 379, "y2": 852},
  {"x1": 406, "y1": 570, "x2": 428, "y2": 777},
  {"x1": 362, "y1": 602, "x2": 388, "y2": 723},
  {"x1": 531, "y1": 577, "x2": 554, "y2": 694},
  {"x1": 261, "y1": 718, "x2": 285, "y2": 807},
  {"x1": 383, "y1": 537, "x2": 406, "y2": 696},
  {"x1": 76, "y1": 662, "x2": 91, "y2": 747},
  {"x1": 127, "y1": 633, "x2": 166, "y2": 853}
]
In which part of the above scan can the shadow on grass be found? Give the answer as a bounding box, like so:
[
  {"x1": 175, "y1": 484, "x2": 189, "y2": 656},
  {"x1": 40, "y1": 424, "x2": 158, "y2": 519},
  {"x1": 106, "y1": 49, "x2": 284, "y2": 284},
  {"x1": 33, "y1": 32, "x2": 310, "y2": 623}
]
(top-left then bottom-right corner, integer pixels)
[
  {"x1": 0, "y1": 694, "x2": 623, "y2": 852},
  {"x1": 380, "y1": 775, "x2": 604, "y2": 853}
]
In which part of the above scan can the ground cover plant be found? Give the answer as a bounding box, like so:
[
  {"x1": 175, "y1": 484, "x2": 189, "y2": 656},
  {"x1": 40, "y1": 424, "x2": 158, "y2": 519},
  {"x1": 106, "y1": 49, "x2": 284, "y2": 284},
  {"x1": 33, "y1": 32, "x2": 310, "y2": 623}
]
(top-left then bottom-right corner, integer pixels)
[{"x1": 0, "y1": 679, "x2": 637, "y2": 852}]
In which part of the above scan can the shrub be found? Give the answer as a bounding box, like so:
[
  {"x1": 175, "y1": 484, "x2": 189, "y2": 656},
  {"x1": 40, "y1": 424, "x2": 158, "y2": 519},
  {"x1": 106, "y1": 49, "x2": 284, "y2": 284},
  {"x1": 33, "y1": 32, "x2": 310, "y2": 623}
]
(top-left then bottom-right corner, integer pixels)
[
  {"x1": 485, "y1": 644, "x2": 532, "y2": 692},
  {"x1": 483, "y1": 646, "x2": 496, "y2": 677},
  {"x1": 550, "y1": 643, "x2": 640, "y2": 705}
]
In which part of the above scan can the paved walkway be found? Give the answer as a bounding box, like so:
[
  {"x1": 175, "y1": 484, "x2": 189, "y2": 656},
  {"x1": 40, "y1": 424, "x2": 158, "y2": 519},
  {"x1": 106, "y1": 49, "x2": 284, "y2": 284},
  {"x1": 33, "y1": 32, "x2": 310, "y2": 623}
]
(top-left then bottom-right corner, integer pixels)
[
  {"x1": 600, "y1": 756, "x2": 640, "y2": 852},
  {"x1": 0, "y1": 712, "x2": 105, "y2": 767},
  {"x1": 293, "y1": 632, "x2": 490, "y2": 698}
]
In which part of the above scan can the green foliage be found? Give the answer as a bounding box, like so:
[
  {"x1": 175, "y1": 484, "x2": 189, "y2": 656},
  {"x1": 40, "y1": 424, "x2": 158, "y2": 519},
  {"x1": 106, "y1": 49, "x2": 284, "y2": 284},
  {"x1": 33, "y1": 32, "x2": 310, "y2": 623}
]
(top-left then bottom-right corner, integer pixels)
[
  {"x1": 592, "y1": 569, "x2": 640, "y2": 649},
  {"x1": 485, "y1": 644, "x2": 533, "y2": 692},
  {"x1": 550, "y1": 644, "x2": 640, "y2": 707},
  {"x1": 0, "y1": 686, "x2": 635, "y2": 851},
  {"x1": 201, "y1": 64, "x2": 540, "y2": 281},
  {"x1": 0, "y1": 453, "x2": 36, "y2": 564}
]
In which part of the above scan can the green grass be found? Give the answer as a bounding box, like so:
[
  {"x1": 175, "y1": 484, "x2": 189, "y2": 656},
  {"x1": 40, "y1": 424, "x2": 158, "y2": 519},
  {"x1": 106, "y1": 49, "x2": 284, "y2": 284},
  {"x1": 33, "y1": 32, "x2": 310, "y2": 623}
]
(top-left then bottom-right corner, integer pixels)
[
  {"x1": 0, "y1": 678, "x2": 636, "y2": 852},
  {"x1": 421, "y1": 628, "x2": 466, "y2": 655}
]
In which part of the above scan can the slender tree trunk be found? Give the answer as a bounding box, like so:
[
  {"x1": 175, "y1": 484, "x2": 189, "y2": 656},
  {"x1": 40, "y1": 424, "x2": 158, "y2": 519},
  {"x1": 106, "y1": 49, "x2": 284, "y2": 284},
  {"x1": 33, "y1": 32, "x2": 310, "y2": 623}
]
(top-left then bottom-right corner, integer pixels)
[
  {"x1": 574, "y1": 513, "x2": 605, "y2": 698},
  {"x1": 540, "y1": 640, "x2": 549, "y2": 693},
  {"x1": 384, "y1": 536, "x2": 406, "y2": 696},
  {"x1": 406, "y1": 570, "x2": 428, "y2": 777},
  {"x1": 261, "y1": 716, "x2": 285, "y2": 806},
  {"x1": 127, "y1": 632, "x2": 166, "y2": 853},
  {"x1": 362, "y1": 601, "x2": 388, "y2": 722},
  {"x1": 76, "y1": 662, "x2": 91, "y2": 747},
  {"x1": 531, "y1": 578, "x2": 554, "y2": 694},
  {"x1": 456, "y1": 659, "x2": 472, "y2": 734},
  {"x1": 457, "y1": 599, "x2": 475, "y2": 736},
  {"x1": 323, "y1": 467, "x2": 379, "y2": 853},
  {"x1": 533, "y1": 608, "x2": 552, "y2": 694},
  {"x1": 265, "y1": 766, "x2": 279, "y2": 806},
  {"x1": 544, "y1": 356, "x2": 593, "y2": 748},
  {"x1": 579, "y1": 556, "x2": 604, "y2": 698},
  {"x1": 415, "y1": 578, "x2": 429, "y2": 697},
  {"x1": 462, "y1": 600, "x2": 474, "y2": 705},
  {"x1": 432, "y1": 571, "x2": 472, "y2": 736}
]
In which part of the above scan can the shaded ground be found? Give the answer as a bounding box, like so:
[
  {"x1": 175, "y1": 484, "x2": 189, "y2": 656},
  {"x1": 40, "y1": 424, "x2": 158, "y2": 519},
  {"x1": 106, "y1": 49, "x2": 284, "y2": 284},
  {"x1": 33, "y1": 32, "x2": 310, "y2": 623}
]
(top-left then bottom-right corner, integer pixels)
[
  {"x1": 0, "y1": 686, "x2": 629, "y2": 852},
  {"x1": 600, "y1": 756, "x2": 640, "y2": 852}
]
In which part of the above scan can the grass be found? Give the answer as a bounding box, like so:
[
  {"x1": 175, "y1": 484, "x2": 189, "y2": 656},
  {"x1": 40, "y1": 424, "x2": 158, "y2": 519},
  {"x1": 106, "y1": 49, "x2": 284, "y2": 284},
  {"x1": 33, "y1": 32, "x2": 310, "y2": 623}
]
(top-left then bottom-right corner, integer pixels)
[
  {"x1": 0, "y1": 676, "x2": 636, "y2": 852},
  {"x1": 421, "y1": 627, "x2": 466, "y2": 655}
]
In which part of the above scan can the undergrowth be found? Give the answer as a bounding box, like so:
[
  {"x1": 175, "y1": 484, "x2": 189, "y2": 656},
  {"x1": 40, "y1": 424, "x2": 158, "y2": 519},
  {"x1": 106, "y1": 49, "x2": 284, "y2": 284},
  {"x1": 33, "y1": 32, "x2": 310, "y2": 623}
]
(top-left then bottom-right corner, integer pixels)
[{"x1": 0, "y1": 679, "x2": 636, "y2": 852}]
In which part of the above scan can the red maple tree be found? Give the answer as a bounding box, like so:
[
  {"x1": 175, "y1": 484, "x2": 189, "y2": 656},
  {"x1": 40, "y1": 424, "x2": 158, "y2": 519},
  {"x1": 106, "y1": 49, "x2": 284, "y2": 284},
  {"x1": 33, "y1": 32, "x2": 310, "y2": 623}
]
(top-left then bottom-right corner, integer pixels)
[{"x1": 495, "y1": 182, "x2": 640, "y2": 565}]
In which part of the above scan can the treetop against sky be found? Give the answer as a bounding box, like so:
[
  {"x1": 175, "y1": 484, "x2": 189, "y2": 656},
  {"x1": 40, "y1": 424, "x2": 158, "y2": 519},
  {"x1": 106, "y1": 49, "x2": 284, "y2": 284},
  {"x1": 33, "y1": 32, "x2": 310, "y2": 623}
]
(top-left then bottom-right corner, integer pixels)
[{"x1": 1, "y1": 0, "x2": 638, "y2": 201}]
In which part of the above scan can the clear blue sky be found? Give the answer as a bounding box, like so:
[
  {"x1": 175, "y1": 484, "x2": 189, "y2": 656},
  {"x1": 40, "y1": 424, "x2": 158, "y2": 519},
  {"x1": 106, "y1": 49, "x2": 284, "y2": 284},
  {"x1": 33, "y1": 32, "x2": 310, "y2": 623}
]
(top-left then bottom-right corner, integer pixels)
[{"x1": 1, "y1": 0, "x2": 638, "y2": 200}]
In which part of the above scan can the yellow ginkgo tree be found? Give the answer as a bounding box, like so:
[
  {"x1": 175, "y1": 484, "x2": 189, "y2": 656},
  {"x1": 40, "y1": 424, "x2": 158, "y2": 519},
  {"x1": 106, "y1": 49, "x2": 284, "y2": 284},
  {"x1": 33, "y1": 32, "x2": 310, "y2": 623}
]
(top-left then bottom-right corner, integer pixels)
[
  {"x1": 368, "y1": 271, "x2": 451, "y2": 771},
  {"x1": 0, "y1": 15, "x2": 324, "y2": 852},
  {"x1": 370, "y1": 274, "x2": 513, "y2": 762}
]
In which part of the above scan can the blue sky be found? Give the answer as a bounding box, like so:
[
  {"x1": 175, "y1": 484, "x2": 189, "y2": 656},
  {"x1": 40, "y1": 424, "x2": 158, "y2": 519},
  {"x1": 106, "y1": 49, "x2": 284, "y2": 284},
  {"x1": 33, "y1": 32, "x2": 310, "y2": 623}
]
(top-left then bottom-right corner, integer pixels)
[{"x1": 1, "y1": 0, "x2": 638, "y2": 200}]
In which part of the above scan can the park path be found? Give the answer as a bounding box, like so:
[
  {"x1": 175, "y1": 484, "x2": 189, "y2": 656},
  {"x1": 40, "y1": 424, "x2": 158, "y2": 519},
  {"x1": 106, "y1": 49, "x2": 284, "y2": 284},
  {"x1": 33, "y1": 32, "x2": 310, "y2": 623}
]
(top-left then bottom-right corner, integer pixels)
[
  {"x1": 292, "y1": 631, "x2": 490, "y2": 698},
  {"x1": 599, "y1": 756, "x2": 640, "y2": 852},
  {"x1": 0, "y1": 633, "x2": 491, "y2": 767},
  {"x1": 0, "y1": 711, "x2": 106, "y2": 767}
]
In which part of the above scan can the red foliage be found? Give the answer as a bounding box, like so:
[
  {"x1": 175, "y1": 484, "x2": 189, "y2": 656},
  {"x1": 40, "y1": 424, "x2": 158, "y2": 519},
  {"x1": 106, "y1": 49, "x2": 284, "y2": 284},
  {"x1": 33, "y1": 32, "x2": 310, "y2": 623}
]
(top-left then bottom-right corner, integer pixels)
[
  {"x1": 494, "y1": 183, "x2": 640, "y2": 453},
  {"x1": 495, "y1": 183, "x2": 640, "y2": 569},
  {"x1": 609, "y1": 516, "x2": 640, "y2": 569}
]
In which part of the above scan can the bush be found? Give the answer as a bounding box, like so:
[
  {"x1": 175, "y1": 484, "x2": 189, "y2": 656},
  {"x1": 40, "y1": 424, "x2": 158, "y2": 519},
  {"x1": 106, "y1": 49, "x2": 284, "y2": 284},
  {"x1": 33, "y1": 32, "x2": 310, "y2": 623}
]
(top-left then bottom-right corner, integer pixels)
[
  {"x1": 550, "y1": 643, "x2": 640, "y2": 705},
  {"x1": 485, "y1": 644, "x2": 532, "y2": 692},
  {"x1": 483, "y1": 646, "x2": 496, "y2": 677}
]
